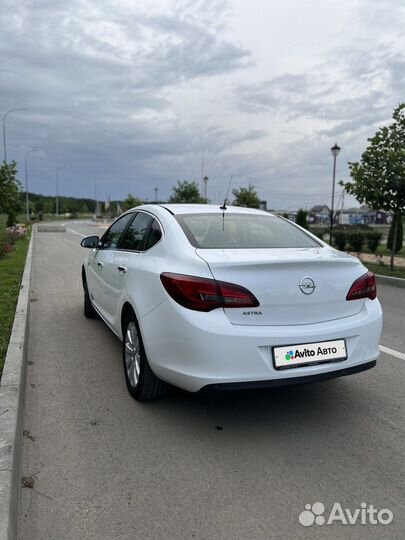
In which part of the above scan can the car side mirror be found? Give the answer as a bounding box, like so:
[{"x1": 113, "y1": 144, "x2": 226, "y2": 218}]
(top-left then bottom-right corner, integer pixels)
[{"x1": 80, "y1": 235, "x2": 100, "y2": 249}]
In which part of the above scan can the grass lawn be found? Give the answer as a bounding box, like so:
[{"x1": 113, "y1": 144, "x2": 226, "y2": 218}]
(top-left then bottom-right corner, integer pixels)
[
  {"x1": 0, "y1": 231, "x2": 30, "y2": 376},
  {"x1": 363, "y1": 246, "x2": 405, "y2": 258},
  {"x1": 361, "y1": 260, "x2": 405, "y2": 279}
]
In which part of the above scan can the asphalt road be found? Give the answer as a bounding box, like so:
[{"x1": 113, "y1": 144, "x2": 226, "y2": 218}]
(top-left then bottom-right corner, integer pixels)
[{"x1": 20, "y1": 221, "x2": 405, "y2": 540}]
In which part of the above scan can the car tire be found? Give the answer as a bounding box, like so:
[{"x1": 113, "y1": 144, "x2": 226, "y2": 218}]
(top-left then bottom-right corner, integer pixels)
[
  {"x1": 83, "y1": 273, "x2": 98, "y2": 319},
  {"x1": 123, "y1": 312, "x2": 167, "y2": 401}
]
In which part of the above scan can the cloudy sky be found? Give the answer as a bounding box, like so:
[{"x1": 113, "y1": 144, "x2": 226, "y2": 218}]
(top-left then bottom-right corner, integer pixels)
[{"x1": 1, "y1": 0, "x2": 404, "y2": 209}]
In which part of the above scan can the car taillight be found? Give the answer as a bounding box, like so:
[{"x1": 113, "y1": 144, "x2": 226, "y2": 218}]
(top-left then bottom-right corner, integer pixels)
[
  {"x1": 160, "y1": 272, "x2": 259, "y2": 312},
  {"x1": 346, "y1": 271, "x2": 377, "y2": 301}
]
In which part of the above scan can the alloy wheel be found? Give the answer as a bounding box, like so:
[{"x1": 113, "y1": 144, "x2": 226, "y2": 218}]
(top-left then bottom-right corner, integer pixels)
[{"x1": 124, "y1": 321, "x2": 141, "y2": 388}]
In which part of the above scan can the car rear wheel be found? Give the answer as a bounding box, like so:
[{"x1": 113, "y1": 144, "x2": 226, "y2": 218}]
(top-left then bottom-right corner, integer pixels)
[{"x1": 123, "y1": 313, "x2": 167, "y2": 401}]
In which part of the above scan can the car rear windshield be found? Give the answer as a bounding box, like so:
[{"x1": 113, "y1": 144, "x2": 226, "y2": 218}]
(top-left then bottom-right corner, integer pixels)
[{"x1": 175, "y1": 213, "x2": 322, "y2": 249}]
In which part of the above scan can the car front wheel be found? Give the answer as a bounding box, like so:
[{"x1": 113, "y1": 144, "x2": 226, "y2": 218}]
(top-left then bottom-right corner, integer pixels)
[
  {"x1": 83, "y1": 273, "x2": 98, "y2": 319},
  {"x1": 123, "y1": 313, "x2": 167, "y2": 401}
]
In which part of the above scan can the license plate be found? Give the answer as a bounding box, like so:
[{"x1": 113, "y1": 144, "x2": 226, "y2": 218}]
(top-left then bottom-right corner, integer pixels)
[{"x1": 273, "y1": 339, "x2": 347, "y2": 369}]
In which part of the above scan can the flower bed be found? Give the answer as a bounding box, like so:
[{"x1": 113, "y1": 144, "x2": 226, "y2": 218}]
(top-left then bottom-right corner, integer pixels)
[{"x1": 0, "y1": 224, "x2": 27, "y2": 259}]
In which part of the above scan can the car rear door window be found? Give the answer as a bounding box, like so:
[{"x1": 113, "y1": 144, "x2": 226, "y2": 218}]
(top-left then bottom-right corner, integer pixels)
[
  {"x1": 120, "y1": 212, "x2": 154, "y2": 251},
  {"x1": 144, "y1": 219, "x2": 162, "y2": 250},
  {"x1": 102, "y1": 213, "x2": 133, "y2": 249}
]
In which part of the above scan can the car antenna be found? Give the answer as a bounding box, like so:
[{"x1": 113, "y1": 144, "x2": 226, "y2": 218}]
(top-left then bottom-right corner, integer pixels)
[
  {"x1": 220, "y1": 175, "x2": 233, "y2": 230},
  {"x1": 220, "y1": 175, "x2": 233, "y2": 210}
]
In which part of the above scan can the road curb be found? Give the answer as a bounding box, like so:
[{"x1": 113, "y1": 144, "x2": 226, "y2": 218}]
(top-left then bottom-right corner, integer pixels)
[
  {"x1": 376, "y1": 274, "x2": 405, "y2": 288},
  {"x1": 0, "y1": 230, "x2": 34, "y2": 540}
]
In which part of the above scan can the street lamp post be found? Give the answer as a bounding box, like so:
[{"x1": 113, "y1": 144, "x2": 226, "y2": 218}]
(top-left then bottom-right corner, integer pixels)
[
  {"x1": 56, "y1": 167, "x2": 65, "y2": 216},
  {"x1": 24, "y1": 149, "x2": 40, "y2": 223},
  {"x1": 329, "y1": 143, "x2": 341, "y2": 245},
  {"x1": 2, "y1": 108, "x2": 28, "y2": 162},
  {"x1": 203, "y1": 175, "x2": 209, "y2": 202},
  {"x1": 154, "y1": 187, "x2": 158, "y2": 202}
]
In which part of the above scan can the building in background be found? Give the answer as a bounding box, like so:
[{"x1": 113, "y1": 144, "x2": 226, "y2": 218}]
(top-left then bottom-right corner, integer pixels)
[
  {"x1": 308, "y1": 205, "x2": 330, "y2": 225},
  {"x1": 338, "y1": 206, "x2": 390, "y2": 225}
]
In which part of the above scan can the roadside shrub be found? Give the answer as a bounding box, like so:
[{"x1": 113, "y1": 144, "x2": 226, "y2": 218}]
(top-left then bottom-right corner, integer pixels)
[
  {"x1": 366, "y1": 231, "x2": 382, "y2": 254},
  {"x1": 347, "y1": 231, "x2": 365, "y2": 253},
  {"x1": 296, "y1": 209, "x2": 309, "y2": 230},
  {"x1": 333, "y1": 231, "x2": 347, "y2": 251}
]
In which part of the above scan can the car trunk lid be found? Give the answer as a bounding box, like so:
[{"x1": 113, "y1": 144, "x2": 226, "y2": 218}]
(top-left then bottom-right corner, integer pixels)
[{"x1": 196, "y1": 247, "x2": 365, "y2": 326}]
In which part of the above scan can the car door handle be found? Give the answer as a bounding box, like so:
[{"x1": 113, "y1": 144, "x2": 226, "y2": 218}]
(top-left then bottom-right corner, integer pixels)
[
  {"x1": 117, "y1": 265, "x2": 127, "y2": 274},
  {"x1": 97, "y1": 262, "x2": 104, "y2": 269}
]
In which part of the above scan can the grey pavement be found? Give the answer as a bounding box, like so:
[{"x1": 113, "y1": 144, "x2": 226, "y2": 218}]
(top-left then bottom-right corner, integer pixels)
[{"x1": 19, "y1": 222, "x2": 405, "y2": 540}]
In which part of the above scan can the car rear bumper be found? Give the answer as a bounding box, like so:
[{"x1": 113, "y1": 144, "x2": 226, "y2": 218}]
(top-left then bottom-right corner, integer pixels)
[
  {"x1": 199, "y1": 360, "x2": 376, "y2": 393},
  {"x1": 140, "y1": 297, "x2": 383, "y2": 392}
]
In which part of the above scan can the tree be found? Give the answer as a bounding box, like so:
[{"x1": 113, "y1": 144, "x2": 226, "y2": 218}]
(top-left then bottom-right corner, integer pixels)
[
  {"x1": 169, "y1": 181, "x2": 205, "y2": 203},
  {"x1": 387, "y1": 215, "x2": 403, "y2": 254},
  {"x1": 232, "y1": 184, "x2": 260, "y2": 208},
  {"x1": 42, "y1": 200, "x2": 54, "y2": 214},
  {"x1": 0, "y1": 161, "x2": 22, "y2": 226},
  {"x1": 296, "y1": 209, "x2": 309, "y2": 229},
  {"x1": 344, "y1": 103, "x2": 405, "y2": 269},
  {"x1": 123, "y1": 194, "x2": 143, "y2": 211}
]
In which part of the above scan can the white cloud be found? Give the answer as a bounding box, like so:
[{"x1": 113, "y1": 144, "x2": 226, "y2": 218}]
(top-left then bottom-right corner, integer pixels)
[{"x1": 0, "y1": 0, "x2": 403, "y2": 208}]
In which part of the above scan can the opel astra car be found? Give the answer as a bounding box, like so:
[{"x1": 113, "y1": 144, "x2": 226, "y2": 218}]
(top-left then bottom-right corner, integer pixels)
[{"x1": 80, "y1": 204, "x2": 383, "y2": 401}]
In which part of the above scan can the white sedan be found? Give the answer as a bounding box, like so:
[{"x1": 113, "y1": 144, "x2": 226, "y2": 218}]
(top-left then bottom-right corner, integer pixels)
[{"x1": 80, "y1": 204, "x2": 382, "y2": 400}]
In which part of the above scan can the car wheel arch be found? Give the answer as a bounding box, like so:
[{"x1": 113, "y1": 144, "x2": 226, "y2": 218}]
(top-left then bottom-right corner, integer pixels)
[
  {"x1": 121, "y1": 301, "x2": 136, "y2": 337},
  {"x1": 81, "y1": 265, "x2": 87, "y2": 287}
]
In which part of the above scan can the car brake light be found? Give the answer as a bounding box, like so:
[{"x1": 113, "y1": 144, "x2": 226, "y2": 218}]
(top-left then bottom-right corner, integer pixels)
[
  {"x1": 160, "y1": 272, "x2": 259, "y2": 312},
  {"x1": 346, "y1": 271, "x2": 377, "y2": 301}
]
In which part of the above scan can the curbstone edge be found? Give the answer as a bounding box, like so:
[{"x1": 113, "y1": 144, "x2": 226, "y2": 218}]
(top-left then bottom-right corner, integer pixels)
[
  {"x1": 376, "y1": 274, "x2": 405, "y2": 289},
  {"x1": 0, "y1": 229, "x2": 34, "y2": 540}
]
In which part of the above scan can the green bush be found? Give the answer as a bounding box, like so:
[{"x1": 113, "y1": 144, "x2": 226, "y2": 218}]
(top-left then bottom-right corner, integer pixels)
[
  {"x1": 296, "y1": 209, "x2": 309, "y2": 229},
  {"x1": 366, "y1": 231, "x2": 382, "y2": 253},
  {"x1": 333, "y1": 231, "x2": 347, "y2": 251},
  {"x1": 347, "y1": 231, "x2": 365, "y2": 253}
]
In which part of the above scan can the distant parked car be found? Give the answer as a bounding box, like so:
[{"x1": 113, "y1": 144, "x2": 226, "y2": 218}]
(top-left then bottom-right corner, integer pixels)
[{"x1": 80, "y1": 204, "x2": 382, "y2": 401}]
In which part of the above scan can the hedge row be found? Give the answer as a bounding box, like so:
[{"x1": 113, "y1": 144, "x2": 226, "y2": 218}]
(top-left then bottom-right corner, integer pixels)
[{"x1": 332, "y1": 230, "x2": 382, "y2": 253}]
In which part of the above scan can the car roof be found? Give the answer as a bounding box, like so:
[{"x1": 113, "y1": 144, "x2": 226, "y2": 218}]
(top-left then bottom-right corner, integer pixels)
[{"x1": 133, "y1": 204, "x2": 274, "y2": 216}]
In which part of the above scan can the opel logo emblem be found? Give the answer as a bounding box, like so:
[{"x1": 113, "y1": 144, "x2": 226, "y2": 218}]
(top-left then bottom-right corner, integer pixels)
[{"x1": 299, "y1": 276, "x2": 316, "y2": 295}]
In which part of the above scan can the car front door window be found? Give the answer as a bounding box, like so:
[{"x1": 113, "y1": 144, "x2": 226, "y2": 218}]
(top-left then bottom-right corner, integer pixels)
[{"x1": 102, "y1": 213, "x2": 133, "y2": 250}]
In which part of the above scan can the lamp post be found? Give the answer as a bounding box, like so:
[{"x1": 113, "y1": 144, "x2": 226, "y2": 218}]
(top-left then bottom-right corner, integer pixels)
[
  {"x1": 24, "y1": 148, "x2": 40, "y2": 223},
  {"x1": 94, "y1": 180, "x2": 99, "y2": 217},
  {"x1": 2, "y1": 108, "x2": 28, "y2": 162},
  {"x1": 203, "y1": 175, "x2": 209, "y2": 202},
  {"x1": 56, "y1": 166, "x2": 65, "y2": 216},
  {"x1": 329, "y1": 143, "x2": 341, "y2": 245},
  {"x1": 154, "y1": 187, "x2": 158, "y2": 202}
]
